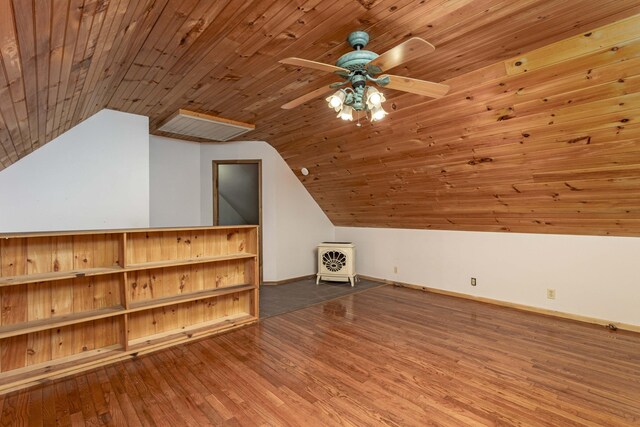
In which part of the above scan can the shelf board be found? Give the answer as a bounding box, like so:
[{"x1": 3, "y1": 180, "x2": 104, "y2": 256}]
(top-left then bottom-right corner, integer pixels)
[
  {"x1": 125, "y1": 252, "x2": 257, "y2": 271},
  {"x1": 0, "y1": 306, "x2": 125, "y2": 340},
  {"x1": 0, "y1": 267, "x2": 124, "y2": 287},
  {"x1": 128, "y1": 284, "x2": 256, "y2": 312},
  {"x1": 0, "y1": 345, "x2": 124, "y2": 393},
  {"x1": 128, "y1": 313, "x2": 256, "y2": 351}
]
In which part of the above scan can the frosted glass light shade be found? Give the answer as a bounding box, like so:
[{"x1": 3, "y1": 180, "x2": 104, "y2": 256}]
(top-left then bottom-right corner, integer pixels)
[
  {"x1": 370, "y1": 105, "x2": 387, "y2": 122},
  {"x1": 337, "y1": 105, "x2": 354, "y2": 121},
  {"x1": 366, "y1": 86, "x2": 385, "y2": 110},
  {"x1": 326, "y1": 90, "x2": 346, "y2": 112}
]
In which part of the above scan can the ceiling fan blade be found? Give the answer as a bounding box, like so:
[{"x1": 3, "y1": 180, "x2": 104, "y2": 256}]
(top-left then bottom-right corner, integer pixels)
[
  {"x1": 381, "y1": 74, "x2": 450, "y2": 98},
  {"x1": 279, "y1": 57, "x2": 349, "y2": 74},
  {"x1": 368, "y1": 37, "x2": 435, "y2": 73},
  {"x1": 281, "y1": 86, "x2": 334, "y2": 110}
]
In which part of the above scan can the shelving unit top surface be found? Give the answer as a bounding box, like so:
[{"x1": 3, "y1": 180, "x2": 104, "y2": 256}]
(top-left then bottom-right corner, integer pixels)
[{"x1": 0, "y1": 224, "x2": 259, "y2": 239}]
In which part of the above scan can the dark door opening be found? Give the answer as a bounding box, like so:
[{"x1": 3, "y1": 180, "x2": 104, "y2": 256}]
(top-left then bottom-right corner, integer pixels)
[{"x1": 213, "y1": 160, "x2": 262, "y2": 279}]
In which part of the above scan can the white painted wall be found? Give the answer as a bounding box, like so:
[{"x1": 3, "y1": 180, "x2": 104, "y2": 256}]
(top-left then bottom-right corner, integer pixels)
[
  {"x1": 0, "y1": 109, "x2": 149, "y2": 232},
  {"x1": 336, "y1": 227, "x2": 640, "y2": 326},
  {"x1": 199, "y1": 141, "x2": 335, "y2": 282},
  {"x1": 149, "y1": 136, "x2": 201, "y2": 227}
]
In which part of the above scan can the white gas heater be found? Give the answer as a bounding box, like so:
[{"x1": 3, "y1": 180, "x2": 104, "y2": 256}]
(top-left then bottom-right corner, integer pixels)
[{"x1": 316, "y1": 242, "x2": 357, "y2": 286}]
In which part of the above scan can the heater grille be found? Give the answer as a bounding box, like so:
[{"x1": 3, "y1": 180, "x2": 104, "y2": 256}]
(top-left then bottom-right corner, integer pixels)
[
  {"x1": 322, "y1": 250, "x2": 347, "y2": 272},
  {"x1": 158, "y1": 109, "x2": 255, "y2": 142}
]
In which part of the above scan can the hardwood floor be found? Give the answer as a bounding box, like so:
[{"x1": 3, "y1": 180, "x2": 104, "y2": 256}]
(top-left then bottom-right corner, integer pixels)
[{"x1": 1, "y1": 285, "x2": 639, "y2": 426}]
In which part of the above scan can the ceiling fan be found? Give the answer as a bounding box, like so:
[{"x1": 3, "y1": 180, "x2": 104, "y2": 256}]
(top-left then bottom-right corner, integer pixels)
[{"x1": 279, "y1": 31, "x2": 449, "y2": 123}]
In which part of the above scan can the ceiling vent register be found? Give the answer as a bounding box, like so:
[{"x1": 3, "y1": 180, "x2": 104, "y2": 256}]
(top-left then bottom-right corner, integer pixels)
[{"x1": 158, "y1": 109, "x2": 255, "y2": 142}]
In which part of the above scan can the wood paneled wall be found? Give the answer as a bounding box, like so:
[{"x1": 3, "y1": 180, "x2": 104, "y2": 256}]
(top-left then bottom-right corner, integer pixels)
[
  {"x1": 277, "y1": 15, "x2": 640, "y2": 236},
  {"x1": 0, "y1": 1, "x2": 639, "y2": 236}
]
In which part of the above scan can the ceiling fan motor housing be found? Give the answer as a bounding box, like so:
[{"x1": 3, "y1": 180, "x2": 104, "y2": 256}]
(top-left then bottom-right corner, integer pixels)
[
  {"x1": 337, "y1": 31, "x2": 379, "y2": 73},
  {"x1": 347, "y1": 31, "x2": 369, "y2": 49},
  {"x1": 336, "y1": 50, "x2": 379, "y2": 72}
]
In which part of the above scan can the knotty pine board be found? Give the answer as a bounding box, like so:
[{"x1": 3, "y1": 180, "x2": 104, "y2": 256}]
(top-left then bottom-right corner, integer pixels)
[
  {"x1": 126, "y1": 228, "x2": 256, "y2": 265},
  {"x1": 0, "y1": 234, "x2": 121, "y2": 278},
  {"x1": 271, "y1": 15, "x2": 640, "y2": 236},
  {"x1": 127, "y1": 259, "x2": 251, "y2": 304},
  {"x1": 127, "y1": 292, "x2": 251, "y2": 342},
  {"x1": 0, "y1": 316, "x2": 123, "y2": 373}
]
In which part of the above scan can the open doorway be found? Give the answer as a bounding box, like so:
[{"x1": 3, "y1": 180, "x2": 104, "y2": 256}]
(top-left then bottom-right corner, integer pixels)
[{"x1": 213, "y1": 160, "x2": 262, "y2": 279}]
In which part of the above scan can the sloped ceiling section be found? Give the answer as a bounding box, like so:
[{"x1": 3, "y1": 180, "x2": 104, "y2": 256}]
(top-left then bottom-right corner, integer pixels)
[
  {"x1": 0, "y1": 1, "x2": 639, "y2": 236},
  {"x1": 289, "y1": 15, "x2": 640, "y2": 237}
]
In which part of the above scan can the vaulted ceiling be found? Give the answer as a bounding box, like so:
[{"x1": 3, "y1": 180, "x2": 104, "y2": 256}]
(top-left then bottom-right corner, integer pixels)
[{"x1": 1, "y1": 0, "x2": 640, "y2": 236}]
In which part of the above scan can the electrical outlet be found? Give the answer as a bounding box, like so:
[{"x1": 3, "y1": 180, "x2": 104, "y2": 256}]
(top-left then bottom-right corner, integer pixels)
[
  {"x1": 471, "y1": 277, "x2": 477, "y2": 286},
  {"x1": 547, "y1": 288, "x2": 556, "y2": 300},
  {"x1": 393, "y1": 266, "x2": 398, "y2": 274}
]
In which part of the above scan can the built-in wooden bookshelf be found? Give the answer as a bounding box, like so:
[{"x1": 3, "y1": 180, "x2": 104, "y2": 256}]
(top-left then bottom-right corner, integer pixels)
[{"x1": 0, "y1": 225, "x2": 259, "y2": 393}]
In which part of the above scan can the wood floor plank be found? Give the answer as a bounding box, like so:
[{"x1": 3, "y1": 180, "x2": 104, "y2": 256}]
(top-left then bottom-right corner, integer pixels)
[
  {"x1": 74, "y1": 375, "x2": 99, "y2": 427},
  {"x1": 138, "y1": 353, "x2": 208, "y2": 426},
  {"x1": 53, "y1": 380, "x2": 71, "y2": 426},
  {"x1": 102, "y1": 364, "x2": 144, "y2": 427},
  {"x1": 1, "y1": 285, "x2": 639, "y2": 425}
]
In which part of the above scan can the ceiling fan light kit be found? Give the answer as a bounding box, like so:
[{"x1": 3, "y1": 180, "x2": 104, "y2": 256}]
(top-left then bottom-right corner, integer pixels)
[{"x1": 280, "y1": 31, "x2": 450, "y2": 124}]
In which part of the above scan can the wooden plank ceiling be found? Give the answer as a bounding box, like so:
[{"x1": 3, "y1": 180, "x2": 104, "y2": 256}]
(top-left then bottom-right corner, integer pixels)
[{"x1": 1, "y1": 0, "x2": 640, "y2": 236}]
